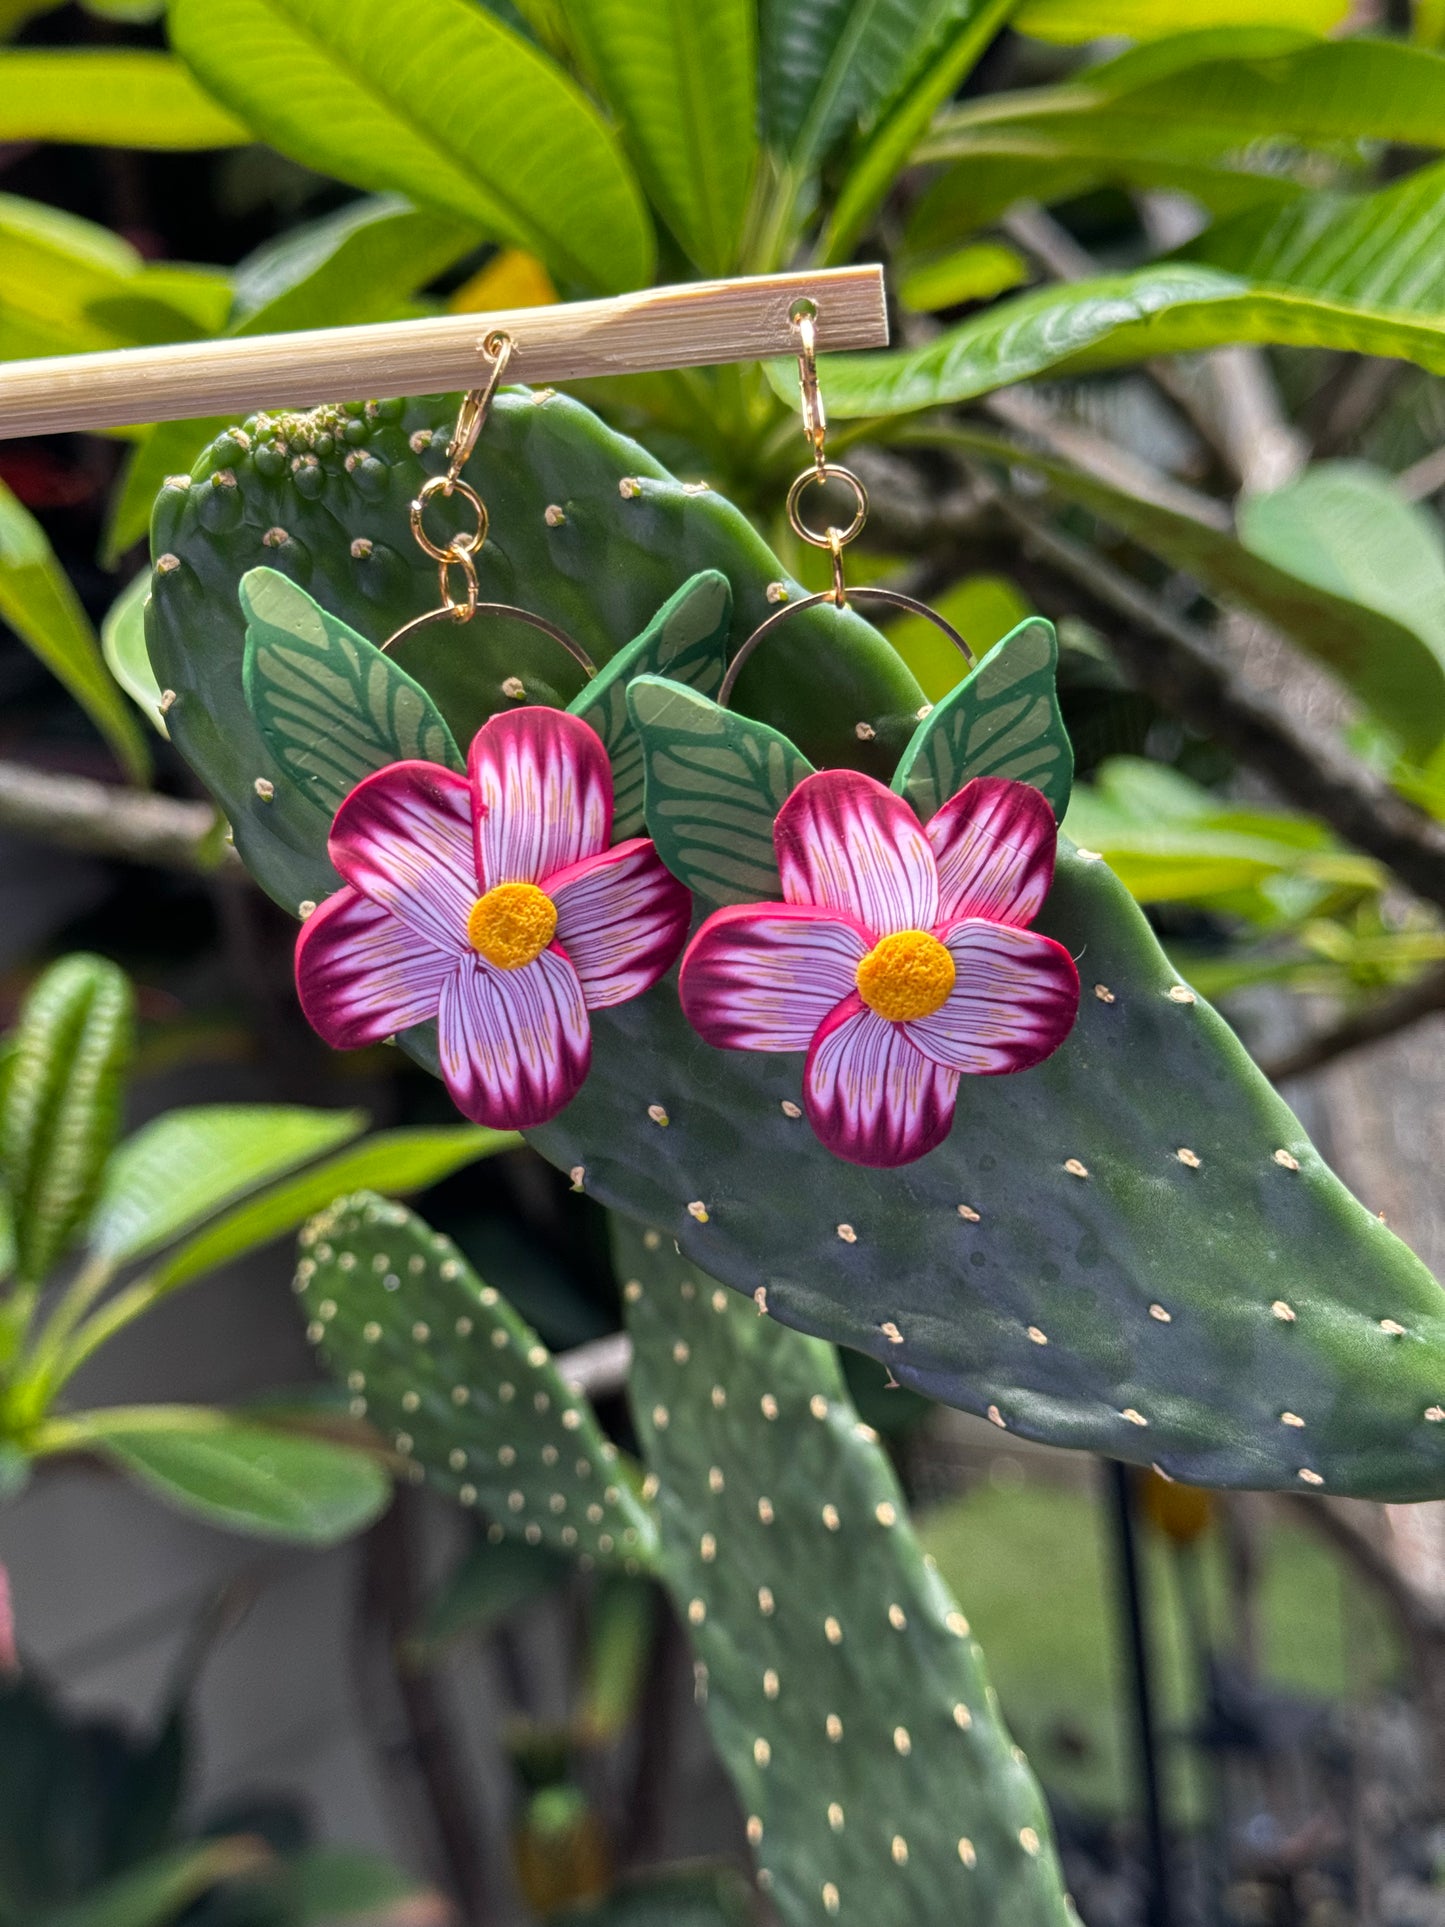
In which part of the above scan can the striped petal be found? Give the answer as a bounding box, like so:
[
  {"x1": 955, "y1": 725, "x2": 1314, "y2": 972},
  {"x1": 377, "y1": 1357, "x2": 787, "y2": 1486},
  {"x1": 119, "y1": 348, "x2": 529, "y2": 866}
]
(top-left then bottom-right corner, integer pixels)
[
  {"x1": 905, "y1": 919, "x2": 1080, "y2": 1076},
  {"x1": 681, "y1": 903, "x2": 870, "y2": 1052},
  {"x1": 328, "y1": 761, "x2": 476, "y2": 955},
  {"x1": 804, "y1": 994, "x2": 959, "y2": 1169},
  {"x1": 295, "y1": 887, "x2": 453, "y2": 1048},
  {"x1": 927, "y1": 777, "x2": 1057, "y2": 928},
  {"x1": 470, "y1": 707, "x2": 612, "y2": 889},
  {"x1": 438, "y1": 949, "x2": 591, "y2": 1130},
  {"x1": 548, "y1": 837, "x2": 690, "y2": 1010},
  {"x1": 775, "y1": 770, "x2": 937, "y2": 935}
]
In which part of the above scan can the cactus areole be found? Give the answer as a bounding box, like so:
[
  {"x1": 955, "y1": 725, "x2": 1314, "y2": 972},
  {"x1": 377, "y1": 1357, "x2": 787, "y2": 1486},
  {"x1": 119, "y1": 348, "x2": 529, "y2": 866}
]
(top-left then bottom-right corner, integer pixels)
[{"x1": 149, "y1": 387, "x2": 1445, "y2": 1499}]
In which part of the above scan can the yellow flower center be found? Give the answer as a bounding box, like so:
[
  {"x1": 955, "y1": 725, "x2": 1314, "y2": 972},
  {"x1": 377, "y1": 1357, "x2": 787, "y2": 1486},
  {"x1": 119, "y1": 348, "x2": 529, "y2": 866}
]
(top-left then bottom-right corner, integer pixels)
[
  {"x1": 466, "y1": 881, "x2": 557, "y2": 969},
  {"x1": 855, "y1": 929, "x2": 955, "y2": 1022}
]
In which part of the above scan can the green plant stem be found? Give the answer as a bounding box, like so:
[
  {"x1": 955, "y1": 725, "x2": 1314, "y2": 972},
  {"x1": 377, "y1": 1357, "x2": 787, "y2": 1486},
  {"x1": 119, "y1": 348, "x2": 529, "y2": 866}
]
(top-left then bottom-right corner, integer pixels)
[{"x1": 23, "y1": 1270, "x2": 158, "y2": 1408}]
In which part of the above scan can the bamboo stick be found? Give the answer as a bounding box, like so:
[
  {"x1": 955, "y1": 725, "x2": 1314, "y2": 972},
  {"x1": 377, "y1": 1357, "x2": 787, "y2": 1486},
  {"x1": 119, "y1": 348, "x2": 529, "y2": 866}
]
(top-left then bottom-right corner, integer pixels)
[{"x1": 0, "y1": 266, "x2": 886, "y2": 441}]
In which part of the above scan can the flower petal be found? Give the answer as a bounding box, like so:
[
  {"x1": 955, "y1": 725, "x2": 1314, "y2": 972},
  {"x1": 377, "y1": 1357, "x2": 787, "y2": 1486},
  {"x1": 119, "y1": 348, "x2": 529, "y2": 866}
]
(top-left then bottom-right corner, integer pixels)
[
  {"x1": 927, "y1": 777, "x2": 1057, "y2": 928},
  {"x1": 804, "y1": 994, "x2": 958, "y2": 1168},
  {"x1": 437, "y1": 949, "x2": 591, "y2": 1130},
  {"x1": 548, "y1": 837, "x2": 690, "y2": 1010},
  {"x1": 328, "y1": 761, "x2": 476, "y2": 954},
  {"x1": 470, "y1": 707, "x2": 612, "y2": 889},
  {"x1": 905, "y1": 919, "x2": 1080, "y2": 1075},
  {"x1": 775, "y1": 770, "x2": 937, "y2": 935},
  {"x1": 681, "y1": 902, "x2": 870, "y2": 1052},
  {"x1": 296, "y1": 887, "x2": 452, "y2": 1048}
]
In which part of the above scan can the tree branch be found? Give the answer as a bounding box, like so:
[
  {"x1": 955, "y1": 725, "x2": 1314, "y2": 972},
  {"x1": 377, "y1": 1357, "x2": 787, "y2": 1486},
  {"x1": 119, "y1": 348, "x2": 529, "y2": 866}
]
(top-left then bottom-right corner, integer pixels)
[
  {"x1": 0, "y1": 759, "x2": 238, "y2": 873},
  {"x1": 1260, "y1": 961, "x2": 1445, "y2": 1084}
]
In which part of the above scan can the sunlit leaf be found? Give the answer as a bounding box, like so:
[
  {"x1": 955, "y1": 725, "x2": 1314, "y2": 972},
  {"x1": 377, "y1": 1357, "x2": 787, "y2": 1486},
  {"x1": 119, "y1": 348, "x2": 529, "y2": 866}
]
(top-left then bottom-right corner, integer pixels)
[
  {"x1": 564, "y1": 0, "x2": 756, "y2": 273},
  {"x1": 1014, "y1": 0, "x2": 1347, "y2": 40},
  {"x1": 168, "y1": 0, "x2": 654, "y2": 292},
  {"x1": 0, "y1": 478, "x2": 150, "y2": 780},
  {"x1": 0, "y1": 50, "x2": 247, "y2": 146},
  {"x1": 100, "y1": 572, "x2": 166, "y2": 734}
]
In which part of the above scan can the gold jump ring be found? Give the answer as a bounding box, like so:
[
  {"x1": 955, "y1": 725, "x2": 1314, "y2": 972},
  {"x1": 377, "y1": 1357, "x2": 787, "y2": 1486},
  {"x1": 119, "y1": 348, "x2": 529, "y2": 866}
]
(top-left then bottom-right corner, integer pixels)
[
  {"x1": 786, "y1": 463, "x2": 868, "y2": 550},
  {"x1": 411, "y1": 475, "x2": 489, "y2": 564}
]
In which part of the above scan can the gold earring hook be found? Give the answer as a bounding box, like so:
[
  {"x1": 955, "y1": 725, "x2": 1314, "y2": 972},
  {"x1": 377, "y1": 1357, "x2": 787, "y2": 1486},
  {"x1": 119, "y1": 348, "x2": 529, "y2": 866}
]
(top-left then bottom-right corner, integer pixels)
[
  {"x1": 717, "y1": 302, "x2": 974, "y2": 710},
  {"x1": 381, "y1": 330, "x2": 597, "y2": 678}
]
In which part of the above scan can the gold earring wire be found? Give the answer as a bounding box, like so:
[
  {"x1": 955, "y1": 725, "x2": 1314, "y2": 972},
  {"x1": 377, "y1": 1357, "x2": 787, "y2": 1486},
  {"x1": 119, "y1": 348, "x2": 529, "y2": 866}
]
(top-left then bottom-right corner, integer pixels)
[
  {"x1": 719, "y1": 301, "x2": 973, "y2": 710},
  {"x1": 382, "y1": 329, "x2": 597, "y2": 677}
]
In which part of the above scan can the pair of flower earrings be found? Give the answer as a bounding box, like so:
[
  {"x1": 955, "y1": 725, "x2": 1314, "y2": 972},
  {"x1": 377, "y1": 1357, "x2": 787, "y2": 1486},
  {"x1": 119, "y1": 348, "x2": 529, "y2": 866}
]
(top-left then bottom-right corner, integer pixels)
[{"x1": 294, "y1": 318, "x2": 1081, "y2": 1171}]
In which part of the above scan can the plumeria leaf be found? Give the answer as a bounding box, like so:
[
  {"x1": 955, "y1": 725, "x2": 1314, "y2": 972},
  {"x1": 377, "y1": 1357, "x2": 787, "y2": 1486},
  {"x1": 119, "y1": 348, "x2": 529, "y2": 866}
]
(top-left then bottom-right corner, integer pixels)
[
  {"x1": 893, "y1": 617, "x2": 1072, "y2": 823},
  {"x1": 88, "y1": 1103, "x2": 366, "y2": 1265},
  {"x1": 627, "y1": 676, "x2": 814, "y2": 906},
  {"x1": 568, "y1": 571, "x2": 731, "y2": 838},
  {"x1": 240, "y1": 567, "x2": 463, "y2": 820},
  {"x1": 45, "y1": 1406, "x2": 390, "y2": 1543}
]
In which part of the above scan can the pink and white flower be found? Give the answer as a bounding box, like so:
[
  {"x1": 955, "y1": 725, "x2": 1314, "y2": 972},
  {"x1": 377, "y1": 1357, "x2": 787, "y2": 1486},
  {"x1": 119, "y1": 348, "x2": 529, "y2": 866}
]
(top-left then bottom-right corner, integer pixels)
[
  {"x1": 679, "y1": 771, "x2": 1080, "y2": 1168},
  {"x1": 296, "y1": 708, "x2": 690, "y2": 1130}
]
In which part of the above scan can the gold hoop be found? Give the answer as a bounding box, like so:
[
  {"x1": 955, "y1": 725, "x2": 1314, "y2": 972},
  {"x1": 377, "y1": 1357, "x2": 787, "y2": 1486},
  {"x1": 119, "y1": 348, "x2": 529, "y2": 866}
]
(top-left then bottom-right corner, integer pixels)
[
  {"x1": 786, "y1": 463, "x2": 869, "y2": 550},
  {"x1": 383, "y1": 600, "x2": 598, "y2": 676},
  {"x1": 718, "y1": 587, "x2": 974, "y2": 711}
]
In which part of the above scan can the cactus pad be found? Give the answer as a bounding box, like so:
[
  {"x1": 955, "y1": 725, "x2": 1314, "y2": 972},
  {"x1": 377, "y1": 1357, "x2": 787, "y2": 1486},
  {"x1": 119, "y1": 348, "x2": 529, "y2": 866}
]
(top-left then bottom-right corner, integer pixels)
[
  {"x1": 152, "y1": 385, "x2": 1445, "y2": 1500},
  {"x1": 296, "y1": 1191, "x2": 657, "y2": 1572},
  {"x1": 615, "y1": 1217, "x2": 1075, "y2": 1927}
]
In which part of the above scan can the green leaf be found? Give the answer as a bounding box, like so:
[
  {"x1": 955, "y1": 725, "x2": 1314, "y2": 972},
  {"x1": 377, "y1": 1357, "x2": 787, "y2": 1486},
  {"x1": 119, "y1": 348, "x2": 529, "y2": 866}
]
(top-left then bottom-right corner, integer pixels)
[
  {"x1": 228, "y1": 194, "x2": 477, "y2": 331},
  {"x1": 1239, "y1": 465, "x2": 1445, "y2": 741},
  {"x1": 812, "y1": 262, "x2": 1445, "y2": 421},
  {"x1": 0, "y1": 479, "x2": 150, "y2": 782},
  {"x1": 627, "y1": 675, "x2": 814, "y2": 907},
  {"x1": 0, "y1": 50, "x2": 247, "y2": 146},
  {"x1": 1014, "y1": 0, "x2": 1346, "y2": 38},
  {"x1": 1188, "y1": 157, "x2": 1445, "y2": 314},
  {"x1": 240, "y1": 567, "x2": 462, "y2": 820},
  {"x1": 563, "y1": 0, "x2": 755, "y2": 274},
  {"x1": 1063, "y1": 757, "x2": 1381, "y2": 910},
  {"x1": 936, "y1": 423, "x2": 1445, "y2": 757},
  {"x1": 105, "y1": 196, "x2": 478, "y2": 565},
  {"x1": 282, "y1": 1848, "x2": 431, "y2": 1924},
  {"x1": 897, "y1": 239, "x2": 1029, "y2": 313},
  {"x1": 409, "y1": 1535, "x2": 569, "y2": 1658},
  {"x1": 893, "y1": 616, "x2": 1072, "y2": 823},
  {"x1": 913, "y1": 34, "x2": 1445, "y2": 239},
  {"x1": 147, "y1": 1125, "x2": 511, "y2": 1296},
  {"x1": 46, "y1": 1406, "x2": 390, "y2": 1543},
  {"x1": 820, "y1": 0, "x2": 1019, "y2": 261},
  {"x1": 37, "y1": 1839, "x2": 273, "y2": 1927},
  {"x1": 100, "y1": 572, "x2": 166, "y2": 735},
  {"x1": 567, "y1": 571, "x2": 731, "y2": 838},
  {"x1": 1, "y1": 956, "x2": 132, "y2": 1288},
  {"x1": 167, "y1": 0, "x2": 655, "y2": 292},
  {"x1": 89, "y1": 1104, "x2": 367, "y2": 1265}
]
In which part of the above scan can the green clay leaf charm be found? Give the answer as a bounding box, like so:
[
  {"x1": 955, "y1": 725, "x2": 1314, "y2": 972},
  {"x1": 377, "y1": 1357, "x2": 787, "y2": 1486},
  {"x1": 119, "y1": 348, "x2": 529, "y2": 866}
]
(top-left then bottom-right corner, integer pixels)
[
  {"x1": 240, "y1": 566, "x2": 462, "y2": 820},
  {"x1": 894, "y1": 617, "x2": 1073, "y2": 824},
  {"x1": 627, "y1": 676, "x2": 814, "y2": 905}
]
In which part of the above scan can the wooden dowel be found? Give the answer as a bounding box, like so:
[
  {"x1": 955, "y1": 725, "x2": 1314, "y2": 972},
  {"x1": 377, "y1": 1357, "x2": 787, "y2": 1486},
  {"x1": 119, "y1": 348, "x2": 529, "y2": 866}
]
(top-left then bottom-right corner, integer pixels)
[{"x1": 0, "y1": 266, "x2": 887, "y2": 441}]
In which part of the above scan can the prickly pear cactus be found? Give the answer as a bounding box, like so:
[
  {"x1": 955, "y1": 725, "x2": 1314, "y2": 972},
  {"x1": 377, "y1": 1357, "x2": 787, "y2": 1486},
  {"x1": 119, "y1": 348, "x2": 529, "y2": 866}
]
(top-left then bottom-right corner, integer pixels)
[
  {"x1": 150, "y1": 385, "x2": 1445, "y2": 1500},
  {"x1": 294, "y1": 1191, "x2": 657, "y2": 1573},
  {"x1": 615, "y1": 1216, "x2": 1076, "y2": 1927}
]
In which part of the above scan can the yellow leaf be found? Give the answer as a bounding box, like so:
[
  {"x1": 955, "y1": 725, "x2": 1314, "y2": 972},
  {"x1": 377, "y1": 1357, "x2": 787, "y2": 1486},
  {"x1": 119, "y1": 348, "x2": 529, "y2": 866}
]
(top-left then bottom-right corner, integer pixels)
[{"x1": 449, "y1": 248, "x2": 557, "y2": 314}]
